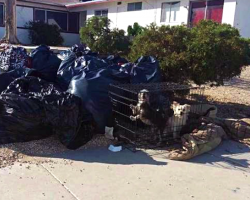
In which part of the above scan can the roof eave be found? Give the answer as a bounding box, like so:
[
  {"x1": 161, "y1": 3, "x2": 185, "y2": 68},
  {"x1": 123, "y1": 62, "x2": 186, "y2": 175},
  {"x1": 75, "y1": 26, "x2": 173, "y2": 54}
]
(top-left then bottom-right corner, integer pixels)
[
  {"x1": 66, "y1": 0, "x2": 120, "y2": 8},
  {"x1": 18, "y1": 0, "x2": 66, "y2": 8}
]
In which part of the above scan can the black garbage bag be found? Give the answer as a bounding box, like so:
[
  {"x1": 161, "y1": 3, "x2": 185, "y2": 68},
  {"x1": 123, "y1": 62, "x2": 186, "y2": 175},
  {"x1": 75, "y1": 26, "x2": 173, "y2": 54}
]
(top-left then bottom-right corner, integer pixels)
[
  {"x1": 57, "y1": 54, "x2": 109, "y2": 90},
  {"x1": 58, "y1": 44, "x2": 98, "y2": 61},
  {"x1": 30, "y1": 45, "x2": 61, "y2": 82},
  {"x1": 131, "y1": 56, "x2": 161, "y2": 83},
  {"x1": 68, "y1": 56, "x2": 161, "y2": 132},
  {"x1": 0, "y1": 46, "x2": 30, "y2": 72},
  {"x1": 105, "y1": 55, "x2": 128, "y2": 65},
  {"x1": 68, "y1": 69, "x2": 117, "y2": 132},
  {"x1": 0, "y1": 68, "x2": 28, "y2": 93},
  {"x1": 119, "y1": 56, "x2": 161, "y2": 83},
  {"x1": 0, "y1": 77, "x2": 93, "y2": 149}
]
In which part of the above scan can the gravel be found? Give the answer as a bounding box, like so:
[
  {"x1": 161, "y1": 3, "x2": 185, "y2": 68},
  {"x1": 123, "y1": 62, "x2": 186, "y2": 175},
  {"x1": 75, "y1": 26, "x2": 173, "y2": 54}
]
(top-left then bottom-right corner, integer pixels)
[
  {"x1": 0, "y1": 66, "x2": 250, "y2": 168},
  {"x1": 204, "y1": 66, "x2": 250, "y2": 119}
]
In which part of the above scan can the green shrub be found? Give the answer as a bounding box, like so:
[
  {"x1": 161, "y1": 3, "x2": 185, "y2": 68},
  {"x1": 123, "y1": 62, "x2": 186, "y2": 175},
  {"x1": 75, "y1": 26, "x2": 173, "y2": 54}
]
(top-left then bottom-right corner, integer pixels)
[
  {"x1": 129, "y1": 21, "x2": 249, "y2": 85},
  {"x1": 26, "y1": 21, "x2": 64, "y2": 46},
  {"x1": 80, "y1": 16, "x2": 130, "y2": 55},
  {"x1": 127, "y1": 22, "x2": 144, "y2": 36},
  {"x1": 187, "y1": 20, "x2": 249, "y2": 85},
  {"x1": 129, "y1": 23, "x2": 191, "y2": 83}
]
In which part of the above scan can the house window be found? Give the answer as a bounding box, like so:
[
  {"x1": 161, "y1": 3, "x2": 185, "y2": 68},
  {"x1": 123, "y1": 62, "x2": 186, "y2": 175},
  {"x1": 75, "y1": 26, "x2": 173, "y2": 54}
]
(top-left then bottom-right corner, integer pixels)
[
  {"x1": 68, "y1": 13, "x2": 79, "y2": 32},
  {"x1": 127, "y1": 2, "x2": 142, "y2": 11},
  {"x1": 80, "y1": 11, "x2": 87, "y2": 27},
  {"x1": 34, "y1": 9, "x2": 46, "y2": 23},
  {"x1": 161, "y1": 2, "x2": 180, "y2": 23},
  {"x1": 95, "y1": 9, "x2": 108, "y2": 17},
  {"x1": 190, "y1": 0, "x2": 224, "y2": 26},
  {"x1": 34, "y1": 9, "x2": 79, "y2": 33},
  {"x1": 0, "y1": 4, "x2": 4, "y2": 26},
  {"x1": 47, "y1": 11, "x2": 68, "y2": 31}
]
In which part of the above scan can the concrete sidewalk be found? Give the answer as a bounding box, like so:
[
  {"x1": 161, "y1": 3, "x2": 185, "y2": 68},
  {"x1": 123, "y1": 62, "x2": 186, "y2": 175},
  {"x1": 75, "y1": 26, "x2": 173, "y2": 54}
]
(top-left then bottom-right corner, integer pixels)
[{"x1": 1, "y1": 140, "x2": 250, "y2": 200}]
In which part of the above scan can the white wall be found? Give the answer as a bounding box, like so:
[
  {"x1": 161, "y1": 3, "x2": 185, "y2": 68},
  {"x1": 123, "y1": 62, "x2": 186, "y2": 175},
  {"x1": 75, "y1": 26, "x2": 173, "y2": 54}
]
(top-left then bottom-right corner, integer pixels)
[
  {"x1": 0, "y1": 5, "x2": 80, "y2": 46},
  {"x1": 71, "y1": 0, "x2": 190, "y2": 32},
  {"x1": 233, "y1": 0, "x2": 250, "y2": 38}
]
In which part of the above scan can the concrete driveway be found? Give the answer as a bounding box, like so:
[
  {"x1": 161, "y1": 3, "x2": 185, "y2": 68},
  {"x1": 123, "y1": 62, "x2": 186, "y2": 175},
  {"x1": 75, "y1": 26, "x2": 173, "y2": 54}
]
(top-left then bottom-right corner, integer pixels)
[{"x1": 1, "y1": 140, "x2": 250, "y2": 200}]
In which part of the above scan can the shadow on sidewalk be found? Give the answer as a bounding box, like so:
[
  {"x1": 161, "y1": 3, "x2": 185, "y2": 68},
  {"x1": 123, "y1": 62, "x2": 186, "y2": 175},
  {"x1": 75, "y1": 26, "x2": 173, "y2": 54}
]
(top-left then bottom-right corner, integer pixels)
[
  {"x1": 47, "y1": 147, "x2": 168, "y2": 166},
  {"x1": 189, "y1": 140, "x2": 250, "y2": 169}
]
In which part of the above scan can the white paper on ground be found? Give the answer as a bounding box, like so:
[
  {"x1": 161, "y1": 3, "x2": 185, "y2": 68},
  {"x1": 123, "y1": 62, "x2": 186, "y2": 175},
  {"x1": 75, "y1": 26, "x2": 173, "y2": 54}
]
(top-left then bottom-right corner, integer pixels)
[
  {"x1": 108, "y1": 145, "x2": 122, "y2": 152},
  {"x1": 105, "y1": 126, "x2": 114, "y2": 139}
]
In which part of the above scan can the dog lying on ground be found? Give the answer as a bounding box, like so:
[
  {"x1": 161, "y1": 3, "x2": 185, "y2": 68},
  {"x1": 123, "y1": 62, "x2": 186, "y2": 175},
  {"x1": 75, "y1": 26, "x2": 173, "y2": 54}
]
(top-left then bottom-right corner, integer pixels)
[{"x1": 190, "y1": 104, "x2": 217, "y2": 118}]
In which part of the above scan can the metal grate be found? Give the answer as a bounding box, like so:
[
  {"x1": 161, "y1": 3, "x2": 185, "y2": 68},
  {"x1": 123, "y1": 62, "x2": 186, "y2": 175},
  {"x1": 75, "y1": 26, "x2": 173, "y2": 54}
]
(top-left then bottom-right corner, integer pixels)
[{"x1": 109, "y1": 82, "x2": 205, "y2": 151}]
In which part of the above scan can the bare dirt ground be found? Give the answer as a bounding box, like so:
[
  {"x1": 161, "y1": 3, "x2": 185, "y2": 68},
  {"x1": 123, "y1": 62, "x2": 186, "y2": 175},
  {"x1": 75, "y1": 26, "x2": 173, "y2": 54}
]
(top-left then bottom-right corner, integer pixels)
[
  {"x1": 1, "y1": 67, "x2": 250, "y2": 168},
  {"x1": 204, "y1": 66, "x2": 250, "y2": 119}
]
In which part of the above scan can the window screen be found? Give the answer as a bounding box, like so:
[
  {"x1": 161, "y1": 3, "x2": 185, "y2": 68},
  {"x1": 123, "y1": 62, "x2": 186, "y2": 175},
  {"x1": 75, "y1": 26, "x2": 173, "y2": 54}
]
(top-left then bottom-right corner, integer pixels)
[
  {"x1": 128, "y1": 2, "x2": 142, "y2": 11},
  {"x1": 161, "y1": 2, "x2": 180, "y2": 23},
  {"x1": 95, "y1": 10, "x2": 108, "y2": 17}
]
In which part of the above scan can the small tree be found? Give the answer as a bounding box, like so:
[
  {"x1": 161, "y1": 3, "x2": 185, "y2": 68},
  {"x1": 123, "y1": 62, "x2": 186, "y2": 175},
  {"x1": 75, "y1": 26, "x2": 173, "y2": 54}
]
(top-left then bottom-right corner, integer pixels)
[
  {"x1": 0, "y1": 0, "x2": 20, "y2": 44},
  {"x1": 80, "y1": 16, "x2": 130, "y2": 55}
]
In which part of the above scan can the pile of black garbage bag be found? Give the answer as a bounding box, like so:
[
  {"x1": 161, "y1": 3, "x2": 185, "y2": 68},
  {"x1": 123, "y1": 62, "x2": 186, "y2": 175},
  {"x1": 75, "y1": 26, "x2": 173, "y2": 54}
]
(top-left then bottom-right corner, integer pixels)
[{"x1": 0, "y1": 44, "x2": 161, "y2": 149}]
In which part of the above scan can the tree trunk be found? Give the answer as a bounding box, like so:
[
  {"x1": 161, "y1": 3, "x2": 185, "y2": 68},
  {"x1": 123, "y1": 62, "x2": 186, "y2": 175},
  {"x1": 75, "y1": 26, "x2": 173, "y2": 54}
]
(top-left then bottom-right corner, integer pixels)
[{"x1": 0, "y1": 0, "x2": 20, "y2": 44}]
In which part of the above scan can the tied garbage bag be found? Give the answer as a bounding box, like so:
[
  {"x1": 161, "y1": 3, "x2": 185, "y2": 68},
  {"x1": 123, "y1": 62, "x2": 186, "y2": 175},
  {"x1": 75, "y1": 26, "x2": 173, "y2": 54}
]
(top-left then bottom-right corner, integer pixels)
[
  {"x1": 120, "y1": 56, "x2": 161, "y2": 83},
  {"x1": 68, "y1": 69, "x2": 116, "y2": 132},
  {"x1": 58, "y1": 44, "x2": 97, "y2": 61},
  {"x1": 57, "y1": 54, "x2": 109, "y2": 90},
  {"x1": 30, "y1": 45, "x2": 62, "y2": 82},
  {"x1": 0, "y1": 45, "x2": 30, "y2": 72},
  {"x1": 105, "y1": 55, "x2": 128, "y2": 65},
  {"x1": 0, "y1": 77, "x2": 93, "y2": 149}
]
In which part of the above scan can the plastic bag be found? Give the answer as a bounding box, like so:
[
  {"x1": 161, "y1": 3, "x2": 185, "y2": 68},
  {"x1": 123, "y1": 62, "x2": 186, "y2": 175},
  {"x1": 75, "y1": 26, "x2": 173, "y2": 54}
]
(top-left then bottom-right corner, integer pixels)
[
  {"x1": 57, "y1": 54, "x2": 108, "y2": 90},
  {"x1": 0, "y1": 45, "x2": 30, "y2": 72},
  {"x1": 0, "y1": 77, "x2": 93, "y2": 149},
  {"x1": 30, "y1": 45, "x2": 61, "y2": 82},
  {"x1": 0, "y1": 68, "x2": 27, "y2": 93}
]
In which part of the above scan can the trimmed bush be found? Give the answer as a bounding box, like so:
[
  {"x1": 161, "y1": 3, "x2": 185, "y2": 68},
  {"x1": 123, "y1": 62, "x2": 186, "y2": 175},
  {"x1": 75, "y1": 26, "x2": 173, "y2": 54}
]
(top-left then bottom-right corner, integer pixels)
[
  {"x1": 26, "y1": 21, "x2": 64, "y2": 46},
  {"x1": 129, "y1": 23, "x2": 191, "y2": 83},
  {"x1": 129, "y1": 21, "x2": 250, "y2": 85},
  {"x1": 80, "y1": 16, "x2": 130, "y2": 55},
  {"x1": 188, "y1": 20, "x2": 249, "y2": 85}
]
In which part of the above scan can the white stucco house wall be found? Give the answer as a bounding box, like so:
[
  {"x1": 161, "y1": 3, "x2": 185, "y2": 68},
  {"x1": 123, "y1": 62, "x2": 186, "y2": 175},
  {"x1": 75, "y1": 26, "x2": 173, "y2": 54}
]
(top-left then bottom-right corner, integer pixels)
[
  {"x1": 66, "y1": 0, "x2": 250, "y2": 38},
  {"x1": 0, "y1": 0, "x2": 81, "y2": 46},
  {"x1": 0, "y1": 0, "x2": 249, "y2": 47}
]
